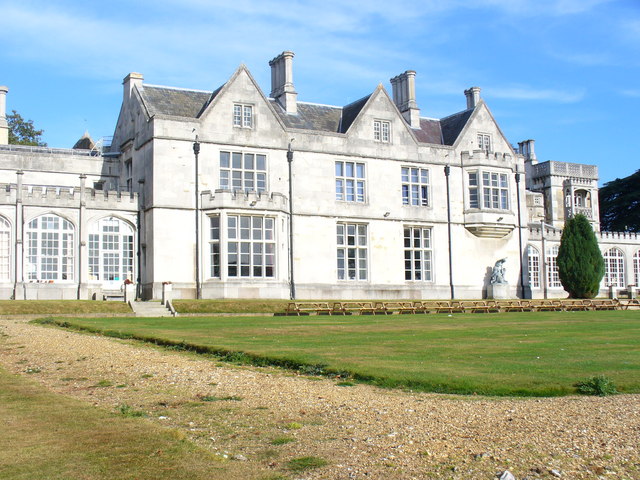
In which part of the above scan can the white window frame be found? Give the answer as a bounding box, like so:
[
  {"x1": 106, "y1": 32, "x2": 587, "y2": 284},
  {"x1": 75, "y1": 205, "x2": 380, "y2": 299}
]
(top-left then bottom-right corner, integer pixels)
[
  {"x1": 335, "y1": 161, "x2": 366, "y2": 203},
  {"x1": 0, "y1": 216, "x2": 10, "y2": 281},
  {"x1": 634, "y1": 250, "x2": 640, "y2": 287},
  {"x1": 468, "y1": 170, "x2": 509, "y2": 210},
  {"x1": 478, "y1": 133, "x2": 491, "y2": 152},
  {"x1": 404, "y1": 226, "x2": 432, "y2": 282},
  {"x1": 401, "y1": 167, "x2": 429, "y2": 207},
  {"x1": 233, "y1": 104, "x2": 253, "y2": 128},
  {"x1": 125, "y1": 159, "x2": 133, "y2": 193},
  {"x1": 26, "y1": 214, "x2": 75, "y2": 282},
  {"x1": 337, "y1": 223, "x2": 368, "y2": 281},
  {"x1": 603, "y1": 248, "x2": 625, "y2": 288},
  {"x1": 374, "y1": 120, "x2": 390, "y2": 143},
  {"x1": 527, "y1": 245, "x2": 540, "y2": 289},
  {"x1": 220, "y1": 151, "x2": 267, "y2": 193},
  {"x1": 209, "y1": 215, "x2": 221, "y2": 278},
  {"x1": 225, "y1": 215, "x2": 275, "y2": 279},
  {"x1": 546, "y1": 245, "x2": 562, "y2": 289},
  {"x1": 88, "y1": 217, "x2": 134, "y2": 283}
]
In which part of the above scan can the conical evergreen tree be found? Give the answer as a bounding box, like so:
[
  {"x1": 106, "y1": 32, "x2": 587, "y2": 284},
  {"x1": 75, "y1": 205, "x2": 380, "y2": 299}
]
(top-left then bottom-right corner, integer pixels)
[{"x1": 557, "y1": 214, "x2": 604, "y2": 298}]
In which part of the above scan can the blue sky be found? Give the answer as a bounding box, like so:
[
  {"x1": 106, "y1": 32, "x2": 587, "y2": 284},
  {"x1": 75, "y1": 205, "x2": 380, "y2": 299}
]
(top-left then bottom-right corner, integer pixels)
[{"x1": 1, "y1": 0, "x2": 638, "y2": 185}]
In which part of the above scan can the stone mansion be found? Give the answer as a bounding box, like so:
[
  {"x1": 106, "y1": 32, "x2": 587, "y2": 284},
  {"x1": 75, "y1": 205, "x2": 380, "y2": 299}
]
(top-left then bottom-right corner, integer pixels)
[{"x1": 0, "y1": 51, "x2": 638, "y2": 300}]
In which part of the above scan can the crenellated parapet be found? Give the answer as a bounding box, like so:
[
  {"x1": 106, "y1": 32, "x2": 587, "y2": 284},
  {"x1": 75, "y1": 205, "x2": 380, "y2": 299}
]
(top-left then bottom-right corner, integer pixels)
[
  {"x1": 461, "y1": 150, "x2": 514, "y2": 164},
  {"x1": 528, "y1": 225, "x2": 640, "y2": 244},
  {"x1": 0, "y1": 184, "x2": 138, "y2": 211},
  {"x1": 598, "y1": 231, "x2": 640, "y2": 242},
  {"x1": 200, "y1": 189, "x2": 288, "y2": 212}
]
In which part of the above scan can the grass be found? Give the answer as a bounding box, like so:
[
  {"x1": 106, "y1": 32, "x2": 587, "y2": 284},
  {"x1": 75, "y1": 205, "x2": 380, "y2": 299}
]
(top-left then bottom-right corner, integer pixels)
[
  {"x1": 34, "y1": 310, "x2": 640, "y2": 396},
  {"x1": 0, "y1": 367, "x2": 252, "y2": 480},
  {"x1": 0, "y1": 300, "x2": 131, "y2": 315},
  {"x1": 286, "y1": 456, "x2": 328, "y2": 472},
  {"x1": 173, "y1": 299, "x2": 291, "y2": 314}
]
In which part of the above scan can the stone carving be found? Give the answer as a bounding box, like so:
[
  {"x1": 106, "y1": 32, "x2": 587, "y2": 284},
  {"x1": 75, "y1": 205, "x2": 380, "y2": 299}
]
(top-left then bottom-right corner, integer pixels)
[{"x1": 490, "y1": 258, "x2": 507, "y2": 285}]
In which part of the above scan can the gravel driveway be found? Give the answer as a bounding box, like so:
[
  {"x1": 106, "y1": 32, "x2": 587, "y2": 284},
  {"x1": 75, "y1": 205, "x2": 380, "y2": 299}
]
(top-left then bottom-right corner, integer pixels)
[{"x1": 1, "y1": 317, "x2": 638, "y2": 479}]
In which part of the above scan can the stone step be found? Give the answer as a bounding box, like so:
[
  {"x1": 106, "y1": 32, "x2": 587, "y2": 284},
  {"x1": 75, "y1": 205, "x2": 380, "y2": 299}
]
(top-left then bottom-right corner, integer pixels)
[{"x1": 131, "y1": 301, "x2": 174, "y2": 317}]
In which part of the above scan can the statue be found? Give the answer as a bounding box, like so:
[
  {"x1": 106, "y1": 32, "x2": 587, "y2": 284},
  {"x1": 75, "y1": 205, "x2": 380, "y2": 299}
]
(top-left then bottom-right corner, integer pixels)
[{"x1": 490, "y1": 258, "x2": 507, "y2": 285}]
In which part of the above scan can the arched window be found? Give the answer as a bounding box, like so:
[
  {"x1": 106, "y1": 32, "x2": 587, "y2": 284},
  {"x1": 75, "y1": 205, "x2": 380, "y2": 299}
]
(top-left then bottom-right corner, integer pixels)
[
  {"x1": 0, "y1": 217, "x2": 10, "y2": 281},
  {"x1": 603, "y1": 248, "x2": 625, "y2": 287},
  {"x1": 633, "y1": 250, "x2": 639, "y2": 287},
  {"x1": 26, "y1": 214, "x2": 75, "y2": 281},
  {"x1": 527, "y1": 245, "x2": 540, "y2": 289},
  {"x1": 574, "y1": 189, "x2": 590, "y2": 208},
  {"x1": 88, "y1": 217, "x2": 134, "y2": 283},
  {"x1": 546, "y1": 245, "x2": 562, "y2": 288}
]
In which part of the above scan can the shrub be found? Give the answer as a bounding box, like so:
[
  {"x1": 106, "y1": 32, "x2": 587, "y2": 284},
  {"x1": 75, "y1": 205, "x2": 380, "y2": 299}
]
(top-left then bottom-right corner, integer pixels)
[
  {"x1": 575, "y1": 375, "x2": 617, "y2": 396},
  {"x1": 287, "y1": 456, "x2": 328, "y2": 472},
  {"x1": 557, "y1": 214, "x2": 605, "y2": 298}
]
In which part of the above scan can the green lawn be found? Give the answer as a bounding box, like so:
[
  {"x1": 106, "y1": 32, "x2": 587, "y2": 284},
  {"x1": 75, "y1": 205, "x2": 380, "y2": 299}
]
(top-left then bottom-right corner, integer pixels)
[
  {"x1": 38, "y1": 310, "x2": 640, "y2": 396},
  {"x1": 0, "y1": 368, "x2": 253, "y2": 480},
  {"x1": 0, "y1": 300, "x2": 131, "y2": 315}
]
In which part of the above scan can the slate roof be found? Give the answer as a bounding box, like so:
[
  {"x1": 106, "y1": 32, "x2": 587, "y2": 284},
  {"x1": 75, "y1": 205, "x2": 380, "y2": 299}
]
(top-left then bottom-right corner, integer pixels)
[
  {"x1": 140, "y1": 86, "x2": 213, "y2": 118},
  {"x1": 440, "y1": 109, "x2": 474, "y2": 146},
  {"x1": 269, "y1": 100, "x2": 342, "y2": 132},
  {"x1": 137, "y1": 83, "x2": 473, "y2": 145},
  {"x1": 413, "y1": 118, "x2": 443, "y2": 144},
  {"x1": 339, "y1": 95, "x2": 371, "y2": 133}
]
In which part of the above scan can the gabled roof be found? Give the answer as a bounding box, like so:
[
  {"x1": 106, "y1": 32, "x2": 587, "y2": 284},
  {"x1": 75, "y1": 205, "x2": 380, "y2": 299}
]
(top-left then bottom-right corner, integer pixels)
[
  {"x1": 413, "y1": 118, "x2": 443, "y2": 144},
  {"x1": 135, "y1": 79, "x2": 474, "y2": 146},
  {"x1": 339, "y1": 95, "x2": 372, "y2": 133},
  {"x1": 440, "y1": 109, "x2": 474, "y2": 146},
  {"x1": 140, "y1": 86, "x2": 214, "y2": 118},
  {"x1": 269, "y1": 100, "x2": 342, "y2": 132}
]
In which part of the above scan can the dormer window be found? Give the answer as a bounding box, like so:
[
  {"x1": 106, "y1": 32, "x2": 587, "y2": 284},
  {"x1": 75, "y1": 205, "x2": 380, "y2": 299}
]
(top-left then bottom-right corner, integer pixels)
[
  {"x1": 374, "y1": 120, "x2": 390, "y2": 143},
  {"x1": 477, "y1": 133, "x2": 491, "y2": 152},
  {"x1": 233, "y1": 104, "x2": 253, "y2": 128}
]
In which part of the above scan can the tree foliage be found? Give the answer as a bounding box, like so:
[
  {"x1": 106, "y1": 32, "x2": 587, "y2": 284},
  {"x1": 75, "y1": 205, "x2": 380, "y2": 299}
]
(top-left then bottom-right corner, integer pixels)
[
  {"x1": 599, "y1": 169, "x2": 640, "y2": 233},
  {"x1": 7, "y1": 110, "x2": 46, "y2": 146},
  {"x1": 557, "y1": 214, "x2": 604, "y2": 298}
]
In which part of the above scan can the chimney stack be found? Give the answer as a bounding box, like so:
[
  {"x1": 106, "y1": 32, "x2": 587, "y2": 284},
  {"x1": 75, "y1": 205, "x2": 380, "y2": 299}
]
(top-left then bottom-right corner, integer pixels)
[
  {"x1": 123, "y1": 73, "x2": 144, "y2": 103},
  {"x1": 518, "y1": 139, "x2": 537, "y2": 163},
  {"x1": 0, "y1": 86, "x2": 8, "y2": 145},
  {"x1": 390, "y1": 70, "x2": 420, "y2": 127},
  {"x1": 464, "y1": 86, "x2": 481, "y2": 109},
  {"x1": 269, "y1": 51, "x2": 297, "y2": 114}
]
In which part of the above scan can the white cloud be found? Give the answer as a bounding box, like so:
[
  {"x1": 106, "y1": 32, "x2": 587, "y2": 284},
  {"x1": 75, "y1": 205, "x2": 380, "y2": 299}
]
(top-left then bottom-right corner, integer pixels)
[
  {"x1": 620, "y1": 89, "x2": 640, "y2": 97},
  {"x1": 477, "y1": 0, "x2": 614, "y2": 16},
  {"x1": 486, "y1": 86, "x2": 586, "y2": 103}
]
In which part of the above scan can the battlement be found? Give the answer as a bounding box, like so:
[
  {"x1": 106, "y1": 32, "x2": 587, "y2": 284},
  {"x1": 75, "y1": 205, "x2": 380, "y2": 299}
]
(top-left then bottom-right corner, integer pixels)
[
  {"x1": 461, "y1": 150, "x2": 514, "y2": 164},
  {"x1": 528, "y1": 225, "x2": 640, "y2": 243},
  {"x1": 0, "y1": 183, "x2": 138, "y2": 210},
  {"x1": 200, "y1": 189, "x2": 288, "y2": 211},
  {"x1": 531, "y1": 161, "x2": 598, "y2": 180}
]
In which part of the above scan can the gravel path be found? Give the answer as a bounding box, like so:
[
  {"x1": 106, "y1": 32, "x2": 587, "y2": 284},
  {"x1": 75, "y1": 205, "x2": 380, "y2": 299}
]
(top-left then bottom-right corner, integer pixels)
[{"x1": 1, "y1": 317, "x2": 638, "y2": 480}]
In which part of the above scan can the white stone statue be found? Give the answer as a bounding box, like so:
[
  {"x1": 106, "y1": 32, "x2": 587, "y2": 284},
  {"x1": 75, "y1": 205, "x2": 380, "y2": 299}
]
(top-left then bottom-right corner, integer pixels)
[{"x1": 490, "y1": 258, "x2": 507, "y2": 285}]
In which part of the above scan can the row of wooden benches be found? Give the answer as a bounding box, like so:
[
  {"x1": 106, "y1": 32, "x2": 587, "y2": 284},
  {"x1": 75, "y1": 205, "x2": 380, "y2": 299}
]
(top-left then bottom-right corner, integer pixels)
[{"x1": 282, "y1": 298, "x2": 640, "y2": 316}]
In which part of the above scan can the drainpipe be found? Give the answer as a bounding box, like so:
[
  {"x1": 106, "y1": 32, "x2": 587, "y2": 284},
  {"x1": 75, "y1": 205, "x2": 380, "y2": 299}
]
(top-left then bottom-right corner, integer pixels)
[
  {"x1": 137, "y1": 179, "x2": 145, "y2": 300},
  {"x1": 287, "y1": 140, "x2": 296, "y2": 300},
  {"x1": 444, "y1": 164, "x2": 454, "y2": 299},
  {"x1": 14, "y1": 170, "x2": 23, "y2": 300},
  {"x1": 515, "y1": 170, "x2": 525, "y2": 298},
  {"x1": 193, "y1": 136, "x2": 201, "y2": 300},
  {"x1": 541, "y1": 220, "x2": 548, "y2": 299},
  {"x1": 77, "y1": 174, "x2": 86, "y2": 299}
]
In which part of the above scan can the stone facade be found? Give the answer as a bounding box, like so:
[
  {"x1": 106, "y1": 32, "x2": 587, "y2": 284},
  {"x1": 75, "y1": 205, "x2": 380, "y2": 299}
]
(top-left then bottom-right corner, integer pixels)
[{"x1": 0, "y1": 52, "x2": 637, "y2": 300}]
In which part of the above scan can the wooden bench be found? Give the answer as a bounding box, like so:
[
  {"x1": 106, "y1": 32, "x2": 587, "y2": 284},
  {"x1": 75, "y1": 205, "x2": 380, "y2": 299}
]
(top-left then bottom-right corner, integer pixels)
[{"x1": 285, "y1": 302, "x2": 332, "y2": 315}]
